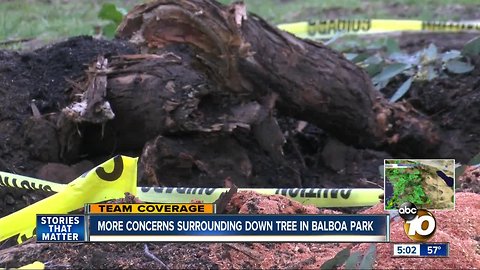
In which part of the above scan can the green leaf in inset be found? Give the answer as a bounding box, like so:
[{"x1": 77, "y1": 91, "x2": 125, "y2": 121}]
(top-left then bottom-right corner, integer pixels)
[
  {"x1": 446, "y1": 60, "x2": 474, "y2": 74},
  {"x1": 345, "y1": 251, "x2": 362, "y2": 270},
  {"x1": 98, "y1": 3, "x2": 124, "y2": 25},
  {"x1": 462, "y1": 36, "x2": 480, "y2": 57},
  {"x1": 359, "y1": 244, "x2": 377, "y2": 270},
  {"x1": 372, "y1": 63, "x2": 410, "y2": 84},
  {"x1": 389, "y1": 76, "x2": 413, "y2": 103},
  {"x1": 320, "y1": 247, "x2": 351, "y2": 270}
]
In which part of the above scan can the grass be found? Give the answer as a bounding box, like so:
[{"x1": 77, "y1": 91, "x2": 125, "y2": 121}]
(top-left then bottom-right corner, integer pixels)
[
  {"x1": 0, "y1": 0, "x2": 478, "y2": 45},
  {"x1": 0, "y1": 0, "x2": 130, "y2": 42}
]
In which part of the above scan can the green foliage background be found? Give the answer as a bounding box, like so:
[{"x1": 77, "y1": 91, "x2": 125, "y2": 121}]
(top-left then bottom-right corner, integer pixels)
[
  {"x1": 385, "y1": 168, "x2": 431, "y2": 209},
  {"x1": 1, "y1": 0, "x2": 479, "y2": 43}
]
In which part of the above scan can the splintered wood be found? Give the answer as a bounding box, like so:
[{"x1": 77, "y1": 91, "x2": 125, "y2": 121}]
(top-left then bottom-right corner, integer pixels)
[
  {"x1": 62, "y1": 55, "x2": 113, "y2": 124},
  {"x1": 114, "y1": 0, "x2": 444, "y2": 157}
]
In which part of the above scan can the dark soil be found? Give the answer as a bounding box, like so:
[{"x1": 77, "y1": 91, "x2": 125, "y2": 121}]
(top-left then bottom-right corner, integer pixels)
[
  {"x1": 1, "y1": 30, "x2": 480, "y2": 268},
  {"x1": 0, "y1": 36, "x2": 137, "y2": 218},
  {"x1": 0, "y1": 36, "x2": 390, "y2": 216},
  {"x1": 1, "y1": 242, "x2": 217, "y2": 270}
]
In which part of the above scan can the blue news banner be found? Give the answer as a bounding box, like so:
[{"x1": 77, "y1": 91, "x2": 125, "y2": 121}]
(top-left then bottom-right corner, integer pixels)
[{"x1": 37, "y1": 214, "x2": 389, "y2": 243}]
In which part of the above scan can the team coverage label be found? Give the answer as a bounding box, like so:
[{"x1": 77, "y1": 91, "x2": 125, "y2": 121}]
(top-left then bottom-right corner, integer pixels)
[{"x1": 88, "y1": 203, "x2": 215, "y2": 214}]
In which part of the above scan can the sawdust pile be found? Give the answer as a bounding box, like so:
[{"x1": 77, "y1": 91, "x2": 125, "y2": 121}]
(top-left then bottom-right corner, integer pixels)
[{"x1": 208, "y1": 191, "x2": 480, "y2": 269}]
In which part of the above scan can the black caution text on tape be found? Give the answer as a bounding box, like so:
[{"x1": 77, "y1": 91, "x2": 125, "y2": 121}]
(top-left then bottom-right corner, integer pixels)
[
  {"x1": 422, "y1": 21, "x2": 480, "y2": 31},
  {"x1": 275, "y1": 188, "x2": 352, "y2": 199},
  {"x1": 0, "y1": 173, "x2": 53, "y2": 192},
  {"x1": 307, "y1": 19, "x2": 371, "y2": 36},
  {"x1": 95, "y1": 155, "x2": 124, "y2": 181},
  {"x1": 140, "y1": 187, "x2": 216, "y2": 195}
]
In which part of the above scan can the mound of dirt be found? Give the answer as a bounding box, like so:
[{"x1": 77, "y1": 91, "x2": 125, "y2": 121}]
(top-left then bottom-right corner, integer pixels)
[
  {"x1": 0, "y1": 34, "x2": 393, "y2": 220},
  {"x1": 0, "y1": 36, "x2": 137, "y2": 219}
]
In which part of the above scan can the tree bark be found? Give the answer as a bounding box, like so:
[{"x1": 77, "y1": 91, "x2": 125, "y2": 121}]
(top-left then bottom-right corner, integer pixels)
[{"x1": 114, "y1": 0, "x2": 441, "y2": 155}]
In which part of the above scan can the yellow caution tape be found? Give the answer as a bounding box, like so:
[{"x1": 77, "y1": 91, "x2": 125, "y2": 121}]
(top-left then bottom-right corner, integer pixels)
[
  {"x1": 0, "y1": 171, "x2": 64, "y2": 192},
  {"x1": 1, "y1": 168, "x2": 382, "y2": 208},
  {"x1": 17, "y1": 261, "x2": 45, "y2": 269},
  {"x1": 0, "y1": 156, "x2": 382, "y2": 243},
  {"x1": 137, "y1": 187, "x2": 383, "y2": 208},
  {"x1": 0, "y1": 155, "x2": 137, "y2": 244},
  {"x1": 277, "y1": 19, "x2": 480, "y2": 39}
]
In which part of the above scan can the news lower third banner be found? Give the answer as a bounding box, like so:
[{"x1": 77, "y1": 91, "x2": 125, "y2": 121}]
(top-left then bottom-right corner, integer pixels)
[{"x1": 37, "y1": 214, "x2": 390, "y2": 242}]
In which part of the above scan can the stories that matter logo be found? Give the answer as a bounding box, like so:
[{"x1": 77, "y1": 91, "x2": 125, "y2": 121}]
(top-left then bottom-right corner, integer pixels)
[{"x1": 398, "y1": 202, "x2": 436, "y2": 242}]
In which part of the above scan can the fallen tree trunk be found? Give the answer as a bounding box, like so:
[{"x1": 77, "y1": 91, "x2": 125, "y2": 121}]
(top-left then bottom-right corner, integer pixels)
[
  {"x1": 114, "y1": 0, "x2": 440, "y2": 154},
  {"x1": 40, "y1": 0, "x2": 453, "y2": 187},
  {"x1": 13, "y1": 0, "x2": 473, "y2": 190}
]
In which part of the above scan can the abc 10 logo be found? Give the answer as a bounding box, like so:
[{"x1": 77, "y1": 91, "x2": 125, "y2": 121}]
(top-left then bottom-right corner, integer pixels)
[{"x1": 398, "y1": 202, "x2": 436, "y2": 242}]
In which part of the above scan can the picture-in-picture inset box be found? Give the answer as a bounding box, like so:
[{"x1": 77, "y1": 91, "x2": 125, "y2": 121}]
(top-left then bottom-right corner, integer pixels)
[{"x1": 384, "y1": 159, "x2": 455, "y2": 210}]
